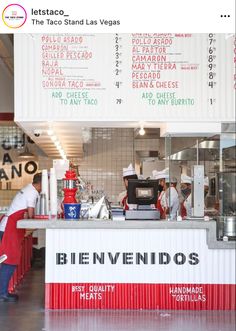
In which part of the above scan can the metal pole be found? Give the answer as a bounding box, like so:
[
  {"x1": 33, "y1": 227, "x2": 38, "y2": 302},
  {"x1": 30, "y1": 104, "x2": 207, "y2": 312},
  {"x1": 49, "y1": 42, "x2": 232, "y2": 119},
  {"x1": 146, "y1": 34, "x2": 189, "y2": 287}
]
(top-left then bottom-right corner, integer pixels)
[{"x1": 196, "y1": 139, "x2": 199, "y2": 165}]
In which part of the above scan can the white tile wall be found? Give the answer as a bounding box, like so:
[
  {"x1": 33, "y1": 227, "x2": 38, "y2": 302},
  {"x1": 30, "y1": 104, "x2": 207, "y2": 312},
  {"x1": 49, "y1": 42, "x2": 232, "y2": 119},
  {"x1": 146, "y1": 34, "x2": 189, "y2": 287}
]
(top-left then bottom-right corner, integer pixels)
[{"x1": 79, "y1": 128, "x2": 135, "y2": 203}]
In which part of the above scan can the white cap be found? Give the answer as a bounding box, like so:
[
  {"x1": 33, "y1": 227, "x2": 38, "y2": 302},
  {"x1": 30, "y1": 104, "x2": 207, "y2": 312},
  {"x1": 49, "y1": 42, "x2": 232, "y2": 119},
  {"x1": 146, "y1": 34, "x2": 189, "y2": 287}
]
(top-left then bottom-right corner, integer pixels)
[
  {"x1": 156, "y1": 170, "x2": 169, "y2": 180},
  {"x1": 152, "y1": 168, "x2": 169, "y2": 180},
  {"x1": 204, "y1": 176, "x2": 209, "y2": 187},
  {"x1": 167, "y1": 176, "x2": 178, "y2": 184},
  {"x1": 123, "y1": 163, "x2": 136, "y2": 177},
  {"x1": 181, "y1": 174, "x2": 192, "y2": 184},
  {"x1": 165, "y1": 176, "x2": 178, "y2": 184}
]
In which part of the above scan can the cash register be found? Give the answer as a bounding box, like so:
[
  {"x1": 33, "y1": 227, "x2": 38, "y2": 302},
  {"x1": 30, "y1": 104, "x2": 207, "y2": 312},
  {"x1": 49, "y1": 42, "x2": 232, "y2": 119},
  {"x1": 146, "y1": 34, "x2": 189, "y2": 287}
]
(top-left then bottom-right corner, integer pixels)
[{"x1": 125, "y1": 179, "x2": 160, "y2": 220}]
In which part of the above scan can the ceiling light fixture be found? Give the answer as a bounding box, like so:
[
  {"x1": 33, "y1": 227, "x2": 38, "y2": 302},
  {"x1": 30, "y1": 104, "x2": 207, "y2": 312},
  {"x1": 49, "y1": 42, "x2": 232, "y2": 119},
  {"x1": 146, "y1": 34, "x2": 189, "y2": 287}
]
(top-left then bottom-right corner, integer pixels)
[
  {"x1": 55, "y1": 141, "x2": 61, "y2": 148},
  {"x1": 51, "y1": 135, "x2": 57, "y2": 142},
  {"x1": 139, "y1": 127, "x2": 146, "y2": 136},
  {"x1": 19, "y1": 146, "x2": 35, "y2": 159},
  {"x1": 47, "y1": 129, "x2": 54, "y2": 136}
]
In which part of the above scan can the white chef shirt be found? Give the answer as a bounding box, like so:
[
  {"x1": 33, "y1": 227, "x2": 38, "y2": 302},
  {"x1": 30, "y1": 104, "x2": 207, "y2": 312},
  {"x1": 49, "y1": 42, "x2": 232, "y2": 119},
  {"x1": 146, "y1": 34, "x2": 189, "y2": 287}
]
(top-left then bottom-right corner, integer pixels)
[
  {"x1": 160, "y1": 190, "x2": 167, "y2": 210},
  {"x1": 0, "y1": 184, "x2": 39, "y2": 232},
  {"x1": 184, "y1": 193, "x2": 192, "y2": 218},
  {"x1": 164, "y1": 187, "x2": 180, "y2": 220},
  {"x1": 117, "y1": 190, "x2": 137, "y2": 210}
]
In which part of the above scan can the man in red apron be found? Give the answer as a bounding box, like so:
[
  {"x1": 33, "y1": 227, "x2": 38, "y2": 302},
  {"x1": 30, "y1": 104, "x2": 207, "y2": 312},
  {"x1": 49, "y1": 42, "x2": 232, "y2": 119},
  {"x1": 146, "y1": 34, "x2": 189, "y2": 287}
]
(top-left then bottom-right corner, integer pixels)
[{"x1": 0, "y1": 173, "x2": 42, "y2": 302}]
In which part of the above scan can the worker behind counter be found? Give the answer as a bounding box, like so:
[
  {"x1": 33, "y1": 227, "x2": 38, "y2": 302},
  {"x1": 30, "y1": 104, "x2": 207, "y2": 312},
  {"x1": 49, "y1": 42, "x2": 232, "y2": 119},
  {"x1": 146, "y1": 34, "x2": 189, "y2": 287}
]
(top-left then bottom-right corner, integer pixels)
[
  {"x1": 180, "y1": 174, "x2": 210, "y2": 219},
  {"x1": 152, "y1": 168, "x2": 169, "y2": 219},
  {"x1": 162, "y1": 177, "x2": 180, "y2": 220},
  {"x1": 0, "y1": 173, "x2": 42, "y2": 302},
  {"x1": 118, "y1": 163, "x2": 138, "y2": 212},
  {"x1": 180, "y1": 174, "x2": 192, "y2": 219},
  {"x1": 152, "y1": 169, "x2": 180, "y2": 220}
]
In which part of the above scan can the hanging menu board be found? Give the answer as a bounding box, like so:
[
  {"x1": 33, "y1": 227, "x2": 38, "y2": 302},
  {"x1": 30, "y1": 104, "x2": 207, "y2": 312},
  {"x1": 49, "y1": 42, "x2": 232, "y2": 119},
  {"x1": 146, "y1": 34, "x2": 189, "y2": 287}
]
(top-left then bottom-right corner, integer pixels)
[{"x1": 14, "y1": 33, "x2": 235, "y2": 123}]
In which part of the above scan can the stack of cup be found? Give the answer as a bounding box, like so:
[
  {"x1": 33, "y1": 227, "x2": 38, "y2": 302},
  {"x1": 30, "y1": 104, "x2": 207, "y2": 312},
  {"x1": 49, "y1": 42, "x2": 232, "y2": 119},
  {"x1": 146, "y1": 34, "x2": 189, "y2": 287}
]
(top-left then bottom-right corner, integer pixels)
[{"x1": 50, "y1": 168, "x2": 57, "y2": 217}]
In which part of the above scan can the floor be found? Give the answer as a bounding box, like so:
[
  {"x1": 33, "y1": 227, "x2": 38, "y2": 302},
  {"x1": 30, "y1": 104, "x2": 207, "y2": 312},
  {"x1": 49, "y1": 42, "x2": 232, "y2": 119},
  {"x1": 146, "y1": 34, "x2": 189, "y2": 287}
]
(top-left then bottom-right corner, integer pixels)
[{"x1": 0, "y1": 268, "x2": 235, "y2": 331}]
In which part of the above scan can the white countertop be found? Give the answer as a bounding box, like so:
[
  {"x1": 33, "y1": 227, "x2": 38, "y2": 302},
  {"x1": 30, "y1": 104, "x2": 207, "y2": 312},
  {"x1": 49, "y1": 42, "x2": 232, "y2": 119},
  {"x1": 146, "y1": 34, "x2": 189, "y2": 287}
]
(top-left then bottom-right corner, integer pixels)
[
  {"x1": 17, "y1": 219, "x2": 236, "y2": 249},
  {"x1": 17, "y1": 218, "x2": 213, "y2": 229}
]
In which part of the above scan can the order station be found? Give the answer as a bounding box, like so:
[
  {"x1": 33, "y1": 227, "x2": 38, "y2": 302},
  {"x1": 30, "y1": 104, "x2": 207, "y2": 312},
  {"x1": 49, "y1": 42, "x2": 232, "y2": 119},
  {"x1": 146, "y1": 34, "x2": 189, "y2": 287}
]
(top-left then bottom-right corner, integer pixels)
[{"x1": 0, "y1": 33, "x2": 235, "y2": 311}]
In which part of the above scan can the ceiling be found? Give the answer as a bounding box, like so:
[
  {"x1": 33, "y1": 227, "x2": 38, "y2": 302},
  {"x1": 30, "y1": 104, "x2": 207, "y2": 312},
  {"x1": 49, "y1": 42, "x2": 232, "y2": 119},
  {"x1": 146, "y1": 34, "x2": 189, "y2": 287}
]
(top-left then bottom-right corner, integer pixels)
[
  {"x1": 17, "y1": 121, "x2": 86, "y2": 159},
  {"x1": 18, "y1": 122, "x2": 166, "y2": 159}
]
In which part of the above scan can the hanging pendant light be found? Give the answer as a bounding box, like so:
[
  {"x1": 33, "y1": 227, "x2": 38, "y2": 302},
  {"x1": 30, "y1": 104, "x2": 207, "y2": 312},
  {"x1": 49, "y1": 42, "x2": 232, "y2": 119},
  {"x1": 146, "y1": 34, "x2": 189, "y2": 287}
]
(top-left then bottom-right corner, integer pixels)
[{"x1": 19, "y1": 145, "x2": 35, "y2": 159}]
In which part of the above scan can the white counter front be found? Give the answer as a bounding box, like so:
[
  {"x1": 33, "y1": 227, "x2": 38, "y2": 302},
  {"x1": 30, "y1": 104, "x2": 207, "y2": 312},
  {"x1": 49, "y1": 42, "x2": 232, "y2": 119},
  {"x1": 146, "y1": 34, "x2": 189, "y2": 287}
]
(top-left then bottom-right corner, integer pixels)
[{"x1": 18, "y1": 220, "x2": 236, "y2": 310}]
